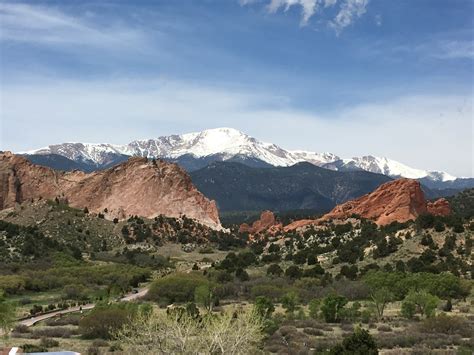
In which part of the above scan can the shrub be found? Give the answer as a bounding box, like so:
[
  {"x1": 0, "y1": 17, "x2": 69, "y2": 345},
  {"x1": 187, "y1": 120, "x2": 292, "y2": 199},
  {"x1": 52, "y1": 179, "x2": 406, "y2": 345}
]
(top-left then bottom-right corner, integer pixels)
[
  {"x1": 377, "y1": 324, "x2": 392, "y2": 332},
  {"x1": 21, "y1": 344, "x2": 48, "y2": 353},
  {"x1": 401, "y1": 290, "x2": 439, "y2": 319},
  {"x1": 320, "y1": 294, "x2": 348, "y2": 323},
  {"x1": 92, "y1": 339, "x2": 110, "y2": 347},
  {"x1": 416, "y1": 313, "x2": 472, "y2": 337},
  {"x1": 254, "y1": 296, "x2": 275, "y2": 319},
  {"x1": 79, "y1": 303, "x2": 140, "y2": 339},
  {"x1": 308, "y1": 298, "x2": 321, "y2": 319},
  {"x1": 40, "y1": 337, "x2": 59, "y2": 348},
  {"x1": 250, "y1": 284, "x2": 286, "y2": 301},
  {"x1": 281, "y1": 292, "x2": 299, "y2": 314},
  {"x1": 146, "y1": 273, "x2": 209, "y2": 304},
  {"x1": 13, "y1": 324, "x2": 30, "y2": 334},
  {"x1": 330, "y1": 327, "x2": 378, "y2": 355},
  {"x1": 45, "y1": 315, "x2": 80, "y2": 326},
  {"x1": 32, "y1": 327, "x2": 74, "y2": 339},
  {"x1": 303, "y1": 327, "x2": 323, "y2": 336},
  {"x1": 267, "y1": 263, "x2": 283, "y2": 276},
  {"x1": 285, "y1": 265, "x2": 303, "y2": 279}
]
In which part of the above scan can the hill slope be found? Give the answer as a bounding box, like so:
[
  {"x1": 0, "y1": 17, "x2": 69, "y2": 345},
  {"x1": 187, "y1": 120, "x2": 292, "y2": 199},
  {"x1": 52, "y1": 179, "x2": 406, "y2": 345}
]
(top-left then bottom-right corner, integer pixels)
[
  {"x1": 0, "y1": 152, "x2": 221, "y2": 229},
  {"x1": 190, "y1": 162, "x2": 392, "y2": 213}
]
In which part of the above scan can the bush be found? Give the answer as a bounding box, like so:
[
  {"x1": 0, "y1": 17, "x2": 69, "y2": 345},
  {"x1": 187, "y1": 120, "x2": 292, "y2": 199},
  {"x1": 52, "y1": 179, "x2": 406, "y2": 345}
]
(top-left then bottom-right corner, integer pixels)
[
  {"x1": 92, "y1": 339, "x2": 110, "y2": 347},
  {"x1": 79, "y1": 303, "x2": 140, "y2": 339},
  {"x1": 32, "y1": 327, "x2": 74, "y2": 339},
  {"x1": 416, "y1": 313, "x2": 472, "y2": 337},
  {"x1": 146, "y1": 273, "x2": 209, "y2": 304},
  {"x1": 250, "y1": 284, "x2": 286, "y2": 301},
  {"x1": 45, "y1": 315, "x2": 80, "y2": 326},
  {"x1": 303, "y1": 327, "x2": 323, "y2": 336},
  {"x1": 267, "y1": 264, "x2": 283, "y2": 277},
  {"x1": 40, "y1": 337, "x2": 60, "y2": 348},
  {"x1": 377, "y1": 324, "x2": 392, "y2": 332},
  {"x1": 21, "y1": 344, "x2": 48, "y2": 353},
  {"x1": 13, "y1": 324, "x2": 30, "y2": 334},
  {"x1": 285, "y1": 265, "x2": 303, "y2": 279},
  {"x1": 401, "y1": 290, "x2": 439, "y2": 319},
  {"x1": 320, "y1": 294, "x2": 348, "y2": 323},
  {"x1": 330, "y1": 327, "x2": 378, "y2": 355}
]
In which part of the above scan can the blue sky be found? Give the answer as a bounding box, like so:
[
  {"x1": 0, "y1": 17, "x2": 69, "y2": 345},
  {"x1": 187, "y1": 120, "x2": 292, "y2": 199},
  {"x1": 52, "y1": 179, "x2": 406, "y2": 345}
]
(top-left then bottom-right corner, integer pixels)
[{"x1": 0, "y1": 0, "x2": 472, "y2": 176}]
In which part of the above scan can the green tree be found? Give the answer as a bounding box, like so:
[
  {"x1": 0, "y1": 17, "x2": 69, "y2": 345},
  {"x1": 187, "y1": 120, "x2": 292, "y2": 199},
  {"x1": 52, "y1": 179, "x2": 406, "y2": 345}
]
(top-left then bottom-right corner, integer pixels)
[
  {"x1": 194, "y1": 284, "x2": 215, "y2": 313},
  {"x1": 281, "y1": 292, "x2": 299, "y2": 314},
  {"x1": 308, "y1": 298, "x2": 321, "y2": 319},
  {"x1": 320, "y1": 294, "x2": 348, "y2": 323},
  {"x1": 0, "y1": 291, "x2": 16, "y2": 344},
  {"x1": 253, "y1": 296, "x2": 274, "y2": 319},
  {"x1": 267, "y1": 264, "x2": 283, "y2": 276},
  {"x1": 370, "y1": 287, "x2": 393, "y2": 320},
  {"x1": 401, "y1": 290, "x2": 439, "y2": 319},
  {"x1": 235, "y1": 268, "x2": 249, "y2": 282},
  {"x1": 285, "y1": 265, "x2": 303, "y2": 279}
]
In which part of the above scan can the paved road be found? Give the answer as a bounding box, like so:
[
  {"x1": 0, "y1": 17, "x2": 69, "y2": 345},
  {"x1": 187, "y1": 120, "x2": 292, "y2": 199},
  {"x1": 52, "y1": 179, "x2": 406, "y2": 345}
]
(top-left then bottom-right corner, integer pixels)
[
  {"x1": 120, "y1": 287, "x2": 149, "y2": 302},
  {"x1": 19, "y1": 304, "x2": 95, "y2": 327},
  {"x1": 18, "y1": 287, "x2": 149, "y2": 328}
]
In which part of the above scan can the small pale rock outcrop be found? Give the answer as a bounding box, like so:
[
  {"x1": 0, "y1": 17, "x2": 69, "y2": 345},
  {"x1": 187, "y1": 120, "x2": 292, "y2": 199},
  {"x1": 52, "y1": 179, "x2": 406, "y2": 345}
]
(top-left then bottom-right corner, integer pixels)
[
  {"x1": 239, "y1": 210, "x2": 282, "y2": 235},
  {"x1": 320, "y1": 178, "x2": 450, "y2": 226},
  {"x1": 283, "y1": 219, "x2": 317, "y2": 232},
  {"x1": 0, "y1": 152, "x2": 221, "y2": 229}
]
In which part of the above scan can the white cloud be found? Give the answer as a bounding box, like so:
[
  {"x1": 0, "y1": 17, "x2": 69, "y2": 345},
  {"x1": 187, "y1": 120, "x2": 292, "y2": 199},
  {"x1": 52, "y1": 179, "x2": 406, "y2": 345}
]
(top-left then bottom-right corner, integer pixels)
[
  {"x1": 1, "y1": 78, "x2": 471, "y2": 177},
  {"x1": 323, "y1": 0, "x2": 338, "y2": 7},
  {"x1": 243, "y1": 0, "x2": 369, "y2": 31},
  {"x1": 267, "y1": 0, "x2": 319, "y2": 25},
  {"x1": 330, "y1": 0, "x2": 369, "y2": 34}
]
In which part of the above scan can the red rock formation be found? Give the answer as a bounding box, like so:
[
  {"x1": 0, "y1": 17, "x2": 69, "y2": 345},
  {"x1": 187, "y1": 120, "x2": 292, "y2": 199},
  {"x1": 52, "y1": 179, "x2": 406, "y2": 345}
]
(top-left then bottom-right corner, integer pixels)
[
  {"x1": 319, "y1": 178, "x2": 450, "y2": 226},
  {"x1": 427, "y1": 198, "x2": 451, "y2": 216},
  {"x1": 239, "y1": 210, "x2": 282, "y2": 234},
  {"x1": 283, "y1": 219, "x2": 317, "y2": 232},
  {"x1": 0, "y1": 152, "x2": 221, "y2": 229}
]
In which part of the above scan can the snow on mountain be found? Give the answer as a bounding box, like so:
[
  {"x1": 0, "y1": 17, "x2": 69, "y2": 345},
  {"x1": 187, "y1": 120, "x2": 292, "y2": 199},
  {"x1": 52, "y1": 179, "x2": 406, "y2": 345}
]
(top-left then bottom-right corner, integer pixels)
[
  {"x1": 325, "y1": 156, "x2": 456, "y2": 182},
  {"x1": 22, "y1": 128, "x2": 339, "y2": 168},
  {"x1": 21, "y1": 127, "x2": 457, "y2": 181}
]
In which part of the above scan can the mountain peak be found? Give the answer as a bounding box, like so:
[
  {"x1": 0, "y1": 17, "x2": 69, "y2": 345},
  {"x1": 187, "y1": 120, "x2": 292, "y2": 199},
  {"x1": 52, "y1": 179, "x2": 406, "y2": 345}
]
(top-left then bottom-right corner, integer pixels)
[{"x1": 19, "y1": 128, "x2": 458, "y2": 184}]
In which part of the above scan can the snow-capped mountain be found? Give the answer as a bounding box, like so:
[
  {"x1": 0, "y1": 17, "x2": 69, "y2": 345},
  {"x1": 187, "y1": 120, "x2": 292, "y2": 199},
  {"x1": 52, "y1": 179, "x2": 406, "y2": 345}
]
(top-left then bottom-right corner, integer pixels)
[
  {"x1": 21, "y1": 127, "x2": 460, "y2": 184},
  {"x1": 323, "y1": 156, "x2": 456, "y2": 182},
  {"x1": 22, "y1": 128, "x2": 339, "y2": 168}
]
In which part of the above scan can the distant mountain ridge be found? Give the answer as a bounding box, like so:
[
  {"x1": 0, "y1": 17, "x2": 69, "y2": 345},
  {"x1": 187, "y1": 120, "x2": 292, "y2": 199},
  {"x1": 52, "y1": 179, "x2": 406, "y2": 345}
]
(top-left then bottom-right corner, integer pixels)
[
  {"x1": 20, "y1": 127, "x2": 470, "y2": 189},
  {"x1": 189, "y1": 161, "x2": 393, "y2": 213}
]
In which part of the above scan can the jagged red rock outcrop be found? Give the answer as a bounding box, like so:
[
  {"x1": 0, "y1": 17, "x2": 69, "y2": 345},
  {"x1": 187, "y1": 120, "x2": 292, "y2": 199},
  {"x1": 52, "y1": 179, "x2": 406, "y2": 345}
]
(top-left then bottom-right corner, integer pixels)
[
  {"x1": 0, "y1": 152, "x2": 221, "y2": 229},
  {"x1": 239, "y1": 210, "x2": 282, "y2": 235},
  {"x1": 427, "y1": 198, "x2": 451, "y2": 216},
  {"x1": 319, "y1": 178, "x2": 450, "y2": 226}
]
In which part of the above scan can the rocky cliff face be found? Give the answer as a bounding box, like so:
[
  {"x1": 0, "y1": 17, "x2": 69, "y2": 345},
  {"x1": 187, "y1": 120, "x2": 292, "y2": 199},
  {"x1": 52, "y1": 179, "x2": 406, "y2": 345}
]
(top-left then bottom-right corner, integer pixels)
[
  {"x1": 0, "y1": 152, "x2": 221, "y2": 229},
  {"x1": 320, "y1": 178, "x2": 450, "y2": 226}
]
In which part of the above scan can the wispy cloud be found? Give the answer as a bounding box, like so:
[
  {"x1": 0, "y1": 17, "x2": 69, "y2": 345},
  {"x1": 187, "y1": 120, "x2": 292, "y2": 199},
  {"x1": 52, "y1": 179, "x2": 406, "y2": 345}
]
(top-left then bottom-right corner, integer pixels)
[
  {"x1": 429, "y1": 40, "x2": 474, "y2": 60},
  {"x1": 267, "y1": 0, "x2": 320, "y2": 26},
  {"x1": 242, "y1": 0, "x2": 369, "y2": 31},
  {"x1": 0, "y1": 2, "x2": 148, "y2": 50},
  {"x1": 330, "y1": 0, "x2": 369, "y2": 34}
]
